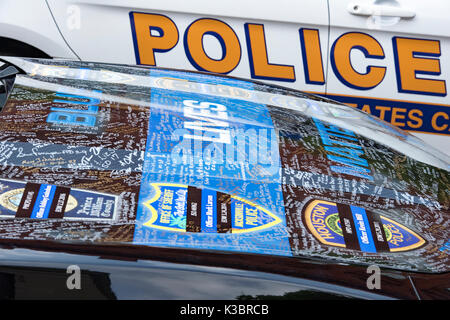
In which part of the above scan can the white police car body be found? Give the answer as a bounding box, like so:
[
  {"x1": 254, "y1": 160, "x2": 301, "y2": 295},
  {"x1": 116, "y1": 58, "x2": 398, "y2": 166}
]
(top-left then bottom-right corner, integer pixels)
[{"x1": 2, "y1": 0, "x2": 449, "y2": 155}]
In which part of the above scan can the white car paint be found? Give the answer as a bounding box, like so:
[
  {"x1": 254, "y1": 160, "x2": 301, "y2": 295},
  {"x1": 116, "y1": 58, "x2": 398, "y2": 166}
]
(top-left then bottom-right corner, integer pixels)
[{"x1": 0, "y1": 0, "x2": 77, "y2": 59}]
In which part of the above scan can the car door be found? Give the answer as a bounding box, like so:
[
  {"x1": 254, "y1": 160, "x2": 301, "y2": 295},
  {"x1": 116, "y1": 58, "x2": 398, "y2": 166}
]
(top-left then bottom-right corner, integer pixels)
[
  {"x1": 326, "y1": 0, "x2": 450, "y2": 154},
  {"x1": 46, "y1": 0, "x2": 329, "y2": 94}
]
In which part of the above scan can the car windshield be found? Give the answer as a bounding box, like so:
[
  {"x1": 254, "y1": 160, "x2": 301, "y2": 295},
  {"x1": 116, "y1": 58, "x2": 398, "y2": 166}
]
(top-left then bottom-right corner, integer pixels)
[{"x1": 0, "y1": 57, "x2": 447, "y2": 276}]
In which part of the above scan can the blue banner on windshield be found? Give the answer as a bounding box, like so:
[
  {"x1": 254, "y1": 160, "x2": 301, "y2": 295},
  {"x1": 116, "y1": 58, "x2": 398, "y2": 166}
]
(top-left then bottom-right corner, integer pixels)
[{"x1": 133, "y1": 69, "x2": 292, "y2": 256}]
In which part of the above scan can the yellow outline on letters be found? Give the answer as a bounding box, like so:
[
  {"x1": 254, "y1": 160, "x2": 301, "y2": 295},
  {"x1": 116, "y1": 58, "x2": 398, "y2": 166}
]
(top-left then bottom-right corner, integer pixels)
[{"x1": 381, "y1": 216, "x2": 426, "y2": 252}]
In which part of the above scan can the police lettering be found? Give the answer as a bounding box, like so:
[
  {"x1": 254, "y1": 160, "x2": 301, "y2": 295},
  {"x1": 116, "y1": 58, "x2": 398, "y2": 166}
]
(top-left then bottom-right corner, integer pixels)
[
  {"x1": 130, "y1": 13, "x2": 447, "y2": 97},
  {"x1": 311, "y1": 204, "x2": 334, "y2": 240},
  {"x1": 130, "y1": 13, "x2": 449, "y2": 136}
]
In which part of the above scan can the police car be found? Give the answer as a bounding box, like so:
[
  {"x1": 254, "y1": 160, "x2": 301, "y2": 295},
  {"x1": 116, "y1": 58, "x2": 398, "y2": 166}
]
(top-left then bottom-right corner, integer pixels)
[
  {"x1": 1, "y1": 0, "x2": 449, "y2": 156},
  {"x1": 0, "y1": 56, "x2": 448, "y2": 299}
]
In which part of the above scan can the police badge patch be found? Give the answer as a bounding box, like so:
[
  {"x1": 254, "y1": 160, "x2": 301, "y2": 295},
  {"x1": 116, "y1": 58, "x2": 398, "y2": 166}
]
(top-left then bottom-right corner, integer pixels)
[
  {"x1": 141, "y1": 183, "x2": 282, "y2": 234},
  {"x1": 0, "y1": 179, "x2": 118, "y2": 221},
  {"x1": 303, "y1": 199, "x2": 426, "y2": 253}
]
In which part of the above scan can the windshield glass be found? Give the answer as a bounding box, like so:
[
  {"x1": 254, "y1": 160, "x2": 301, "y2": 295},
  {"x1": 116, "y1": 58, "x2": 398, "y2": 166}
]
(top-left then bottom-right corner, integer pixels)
[{"x1": 0, "y1": 57, "x2": 447, "y2": 275}]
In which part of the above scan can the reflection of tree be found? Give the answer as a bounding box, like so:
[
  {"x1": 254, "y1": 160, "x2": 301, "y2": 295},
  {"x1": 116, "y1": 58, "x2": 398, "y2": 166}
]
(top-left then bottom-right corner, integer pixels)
[
  {"x1": 9, "y1": 85, "x2": 56, "y2": 101},
  {"x1": 236, "y1": 289, "x2": 355, "y2": 300}
]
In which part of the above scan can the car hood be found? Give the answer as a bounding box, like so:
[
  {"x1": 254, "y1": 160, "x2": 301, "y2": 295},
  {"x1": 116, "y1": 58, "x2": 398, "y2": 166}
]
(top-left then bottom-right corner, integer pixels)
[{"x1": 0, "y1": 56, "x2": 448, "y2": 275}]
